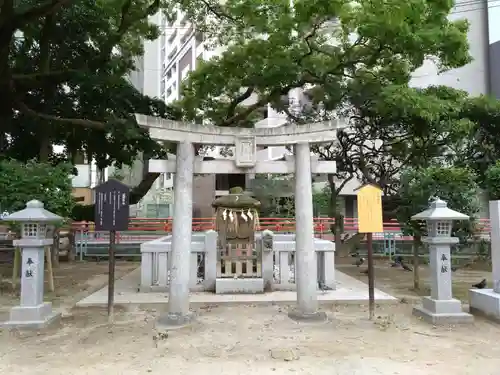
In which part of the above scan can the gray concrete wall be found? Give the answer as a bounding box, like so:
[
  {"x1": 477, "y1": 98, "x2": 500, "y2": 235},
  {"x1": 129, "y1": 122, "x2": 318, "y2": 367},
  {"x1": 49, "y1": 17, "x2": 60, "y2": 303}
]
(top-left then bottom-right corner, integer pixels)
[
  {"x1": 488, "y1": 0, "x2": 500, "y2": 98},
  {"x1": 410, "y1": 0, "x2": 489, "y2": 95},
  {"x1": 193, "y1": 175, "x2": 216, "y2": 218}
]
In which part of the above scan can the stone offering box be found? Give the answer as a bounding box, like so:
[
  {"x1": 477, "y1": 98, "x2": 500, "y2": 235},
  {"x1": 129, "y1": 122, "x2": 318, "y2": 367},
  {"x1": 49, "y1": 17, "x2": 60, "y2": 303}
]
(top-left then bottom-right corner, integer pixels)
[{"x1": 140, "y1": 230, "x2": 335, "y2": 294}]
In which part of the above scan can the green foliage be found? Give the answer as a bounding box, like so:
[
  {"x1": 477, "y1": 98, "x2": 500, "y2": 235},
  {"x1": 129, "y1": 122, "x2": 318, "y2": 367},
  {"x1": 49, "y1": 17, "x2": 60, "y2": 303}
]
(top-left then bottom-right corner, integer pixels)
[
  {"x1": 109, "y1": 170, "x2": 125, "y2": 182},
  {"x1": 484, "y1": 161, "x2": 500, "y2": 201},
  {"x1": 313, "y1": 186, "x2": 330, "y2": 216},
  {"x1": 334, "y1": 85, "x2": 474, "y2": 191},
  {"x1": 396, "y1": 166, "x2": 480, "y2": 240},
  {"x1": 1, "y1": 0, "x2": 178, "y2": 172},
  {"x1": 458, "y1": 96, "x2": 500, "y2": 188},
  {"x1": 251, "y1": 175, "x2": 295, "y2": 217},
  {"x1": 0, "y1": 0, "x2": 183, "y2": 204},
  {"x1": 0, "y1": 160, "x2": 75, "y2": 218},
  {"x1": 175, "y1": 0, "x2": 480, "y2": 213},
  {"x1": 176, "y1": 0, "x2": 470, "y2": 126}
]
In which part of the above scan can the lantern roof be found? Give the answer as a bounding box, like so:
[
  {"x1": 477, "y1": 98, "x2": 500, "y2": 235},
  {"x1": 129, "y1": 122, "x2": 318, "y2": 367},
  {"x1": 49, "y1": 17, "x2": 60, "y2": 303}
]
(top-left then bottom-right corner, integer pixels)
[
  {"x1": 3, "y1": 200, "x2": 62, "y2": 223},
  {"x1": 411, "y1": 197, "x2": 469, "y2": 221}
]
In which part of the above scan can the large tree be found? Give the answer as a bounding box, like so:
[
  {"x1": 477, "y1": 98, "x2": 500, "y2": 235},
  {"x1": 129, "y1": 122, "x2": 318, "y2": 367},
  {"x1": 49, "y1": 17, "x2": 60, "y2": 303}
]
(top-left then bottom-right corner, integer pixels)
[
  {"x1": 311, "y1": 84, "x2": 473, "y2": 250},
  {"x1": 175, "y1": 0, "x2": 470, "y2": 126},
  {"x1": 1, "y1": 0, "x2": 179, "y2": 203},
  {"x1": 172, "y1": 0, "x2": 471, "y2": 248},
  {"x1": 396, "y1": 166, "x2": 480, "y2": 289}
]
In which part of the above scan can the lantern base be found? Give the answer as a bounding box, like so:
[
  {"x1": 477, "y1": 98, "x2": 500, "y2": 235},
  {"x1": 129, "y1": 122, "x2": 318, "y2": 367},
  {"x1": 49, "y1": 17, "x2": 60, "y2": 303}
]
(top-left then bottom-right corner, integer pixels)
[
  {"x1": 2, "y1": 302, "x2": 61, "y2": 330},
  {"x1": 469, "y1": 288, "x2": 500, "y2": 322},
  {"x1": 413, "y1": 297, "x2": 473, "y2": 324}
]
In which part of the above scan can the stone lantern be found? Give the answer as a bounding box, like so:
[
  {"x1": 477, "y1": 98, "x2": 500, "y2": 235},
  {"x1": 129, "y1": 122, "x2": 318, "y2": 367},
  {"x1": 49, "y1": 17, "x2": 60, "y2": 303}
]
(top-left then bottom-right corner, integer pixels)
[
  {"x1": 411, "y1": 197, "x2": 473, "y2": 324},
  {"x1": 1, "y1": 200, "x2": 62, "y2": 329}
]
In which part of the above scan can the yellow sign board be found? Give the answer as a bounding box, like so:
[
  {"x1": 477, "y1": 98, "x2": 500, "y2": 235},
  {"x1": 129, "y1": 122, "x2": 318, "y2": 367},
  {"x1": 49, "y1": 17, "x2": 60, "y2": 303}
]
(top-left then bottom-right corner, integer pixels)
[{"x1": 356, "y1": 184, "x2": 383, "y2": 233}]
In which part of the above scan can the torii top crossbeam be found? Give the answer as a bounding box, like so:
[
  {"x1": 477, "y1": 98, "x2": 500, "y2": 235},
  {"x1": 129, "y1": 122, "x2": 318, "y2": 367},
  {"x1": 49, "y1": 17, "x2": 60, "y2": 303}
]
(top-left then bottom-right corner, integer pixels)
[{"x1": 134, "y1": 115, "x2": 340, "y2": 146}]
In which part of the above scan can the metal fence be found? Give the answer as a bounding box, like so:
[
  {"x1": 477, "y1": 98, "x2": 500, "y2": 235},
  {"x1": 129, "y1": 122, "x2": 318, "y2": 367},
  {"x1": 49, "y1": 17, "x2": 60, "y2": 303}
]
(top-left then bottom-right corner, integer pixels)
[{"x1": 71, "y1": 217, "x2": 491, "y2": 261}]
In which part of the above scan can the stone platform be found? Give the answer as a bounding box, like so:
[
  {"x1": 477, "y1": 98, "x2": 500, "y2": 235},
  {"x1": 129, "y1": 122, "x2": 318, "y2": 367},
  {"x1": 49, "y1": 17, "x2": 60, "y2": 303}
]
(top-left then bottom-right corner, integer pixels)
[
  {"x1": 76, "y1": 268, "x2": 398, "y2": 307},
  {"x1": 469, "y1": 288, "x2": 500, "y2": 322}
]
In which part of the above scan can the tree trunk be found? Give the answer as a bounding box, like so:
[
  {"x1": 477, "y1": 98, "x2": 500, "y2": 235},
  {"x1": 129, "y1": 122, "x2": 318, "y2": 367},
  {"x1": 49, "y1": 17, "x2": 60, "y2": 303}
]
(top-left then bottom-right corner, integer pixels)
[
  {"x1": 67, "y1": 229, "x2": 75, "y2": 262},
  {"x1": 39, "y1": 135, "x2": 51, "y2": 161},
  {"x1": 413, "y1": 234, "x2": 422, "y2": 290},
  {"x1": 51, "y1": 230, "x2": 60, "y2": 268},
  {"x1": 38, "y1": 14, "x2": 56, "y2": 163},
  {"x1": 327, "y1": 174, "x2": 345, "y2": 257}
]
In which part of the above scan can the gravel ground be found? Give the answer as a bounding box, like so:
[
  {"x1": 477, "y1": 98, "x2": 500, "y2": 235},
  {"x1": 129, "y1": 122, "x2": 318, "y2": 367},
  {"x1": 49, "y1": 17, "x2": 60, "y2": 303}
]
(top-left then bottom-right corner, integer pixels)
[{"x1": 0, "y1": 303, "x2": 497, "y2": 375}]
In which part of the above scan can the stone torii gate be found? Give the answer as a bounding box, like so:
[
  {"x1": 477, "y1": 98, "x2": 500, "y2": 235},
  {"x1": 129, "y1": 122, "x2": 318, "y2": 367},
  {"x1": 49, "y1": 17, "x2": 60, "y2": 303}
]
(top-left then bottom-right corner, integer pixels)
[{"x1": 135, "y1": 114, "x2": 338, "y2": 326}]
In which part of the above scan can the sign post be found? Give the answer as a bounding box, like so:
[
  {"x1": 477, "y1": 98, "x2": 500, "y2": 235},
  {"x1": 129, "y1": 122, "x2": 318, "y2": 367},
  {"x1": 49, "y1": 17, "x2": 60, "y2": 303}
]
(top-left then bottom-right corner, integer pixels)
[
  {"x1": 356, "y1": 184, "x2": 383, "y2": 320},
  {"x1": 94, "y1": 179, "x2": 130, "y2": 322}
]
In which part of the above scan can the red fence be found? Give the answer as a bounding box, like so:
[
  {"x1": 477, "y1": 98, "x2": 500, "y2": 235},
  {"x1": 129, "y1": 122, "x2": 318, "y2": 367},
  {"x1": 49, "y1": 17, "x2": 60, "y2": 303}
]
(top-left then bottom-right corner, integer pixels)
[{"x1": 71, "y1": 217, "x2": 491, "y2": 235}]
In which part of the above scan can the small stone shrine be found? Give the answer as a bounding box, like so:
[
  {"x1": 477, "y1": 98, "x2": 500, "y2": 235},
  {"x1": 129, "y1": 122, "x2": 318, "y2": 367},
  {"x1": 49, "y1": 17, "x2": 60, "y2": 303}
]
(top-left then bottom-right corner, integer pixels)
[
  {"x1": 1, "y1": 200, "x2": 62, "y2": 329},
  {"x1": 212, "y1": 186, "x2": 264, "y2": 293}
]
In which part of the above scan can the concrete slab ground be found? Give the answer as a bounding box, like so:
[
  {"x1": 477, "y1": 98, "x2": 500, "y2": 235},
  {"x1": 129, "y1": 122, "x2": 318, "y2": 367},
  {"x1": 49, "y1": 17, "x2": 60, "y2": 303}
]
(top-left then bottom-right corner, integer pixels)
[{"x1": 76, "y1": 267, "x2": 398, "y2": 307}]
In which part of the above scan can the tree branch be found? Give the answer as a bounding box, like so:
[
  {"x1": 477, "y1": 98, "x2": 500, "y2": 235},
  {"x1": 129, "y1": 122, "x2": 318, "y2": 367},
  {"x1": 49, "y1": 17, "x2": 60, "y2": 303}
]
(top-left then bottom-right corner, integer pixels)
[
  {"x1": 199, "y1": 0, "x2": 243, "y2": 23},
  {"x1": 12, "y1": 0, "x2": 71, "y2": 28},
  {"x1": 97, "y1": 0, "x2": 160, "y2": 68},
  {"x1": 12, "y1": 69, "x2": 80, "y2": 80},
  {"x1": 16, "y1": 99, "x2": 107, "y2": 129},
  {"x1": 225, "y1": 86, "x2": 254, "y2": 119},
  {"x1": 219, "y1": 22, "x2": 323, "y2": 126}
]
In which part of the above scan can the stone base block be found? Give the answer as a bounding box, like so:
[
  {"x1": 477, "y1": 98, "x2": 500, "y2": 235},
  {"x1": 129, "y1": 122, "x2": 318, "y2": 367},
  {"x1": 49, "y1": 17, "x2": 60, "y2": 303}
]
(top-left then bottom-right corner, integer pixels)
[
  {"x1": 155, "y1": 311, "x2": 195, "y2": 331},
  {"x1": 2, "y1": 302, "x2": 61, "y2": 330},
  {"x1": 288, "y1": 308, "x2": 328, "y2": 323},
  {"x1": 413, "y1": 297, "x2": 473, "y2": 324},
  {"x1": 469, "y1": 288, "x2": 500, "y2": 322},
  {"x1": 215, "y1": 278, "x2": 264, "y2": 294}
]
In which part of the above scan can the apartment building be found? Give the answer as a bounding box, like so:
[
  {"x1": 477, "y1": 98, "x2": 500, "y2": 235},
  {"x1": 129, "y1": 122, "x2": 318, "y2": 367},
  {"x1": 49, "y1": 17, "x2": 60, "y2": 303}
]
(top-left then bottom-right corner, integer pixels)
[{"x1": 160, "y1": 10, "x2": 205, "y2": 104}]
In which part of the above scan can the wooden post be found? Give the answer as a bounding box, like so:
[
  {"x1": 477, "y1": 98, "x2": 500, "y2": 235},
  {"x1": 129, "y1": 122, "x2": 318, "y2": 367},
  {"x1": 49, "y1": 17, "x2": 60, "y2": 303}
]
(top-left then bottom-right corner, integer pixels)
[
  {"x1": 366, "y1": 233, "x2": 375, "y2": 320},
  {"x1": 51, "y1": 231, "x2": 60, "y2": 268},
  {"x1": 45, "y1": 246, "x2": 55, "y2": 292},
  {"x1": 93, "y1": 179, "x2": 130, "y2": 323},
  {"x1": 107, "y1": 230, "x2": 116, "y2": 322},
  {"x1": 67, "y1": 230, "x2": 76, "y2": 262},
  {"x1": 12, "y1": 247, "x2": 21, "y2": 284},
  {"x1": 356, "y1": 184, "x2": 383, "y2": 321}
]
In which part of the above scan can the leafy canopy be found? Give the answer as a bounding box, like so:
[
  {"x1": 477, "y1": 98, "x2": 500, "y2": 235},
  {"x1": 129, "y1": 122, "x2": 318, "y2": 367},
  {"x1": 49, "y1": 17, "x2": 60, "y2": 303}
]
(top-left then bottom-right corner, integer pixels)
[
  {"x1": 2, "y1": 0, "x2": 178, "y2": 170},
  {"x1": 396, "y1": 166, "x2": 480, "y2": 239},
  {"x1": 176, "y1": 0, "x2": 470, "y2": 126},
  {"x1": 0, "y1": 160, "x2": 74, "y2": 218}
]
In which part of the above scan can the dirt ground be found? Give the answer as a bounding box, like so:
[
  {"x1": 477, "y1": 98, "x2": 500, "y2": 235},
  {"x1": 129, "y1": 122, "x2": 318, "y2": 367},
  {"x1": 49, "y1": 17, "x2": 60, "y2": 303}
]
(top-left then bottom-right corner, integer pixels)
[
  {"x1": 336, "y1": 257, "x2": 491, "y2": 302},
  {"x1": 0, "y1": 259, "x2": 499, "y2": 375},
  {"x1": 0, "y1": 261, "x2": 138, "y2": 315}
]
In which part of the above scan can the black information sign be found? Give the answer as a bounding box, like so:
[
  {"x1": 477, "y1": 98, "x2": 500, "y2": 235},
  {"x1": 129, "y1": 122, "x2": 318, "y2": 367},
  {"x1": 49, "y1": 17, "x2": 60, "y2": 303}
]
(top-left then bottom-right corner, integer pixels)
[{"x1": 94, "y1": 179, "x2": 130, "y2": 231}]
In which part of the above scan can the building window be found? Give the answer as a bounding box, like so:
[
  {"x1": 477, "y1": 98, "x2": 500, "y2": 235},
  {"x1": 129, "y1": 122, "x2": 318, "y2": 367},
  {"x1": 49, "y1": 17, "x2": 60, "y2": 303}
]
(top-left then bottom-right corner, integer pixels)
[
  {"x1": 158, "y1": 175, "x2": 165, "y2": 188},
  {"x1": 181, "y1": 66, "x2": 191, "y2": 80},
  {"x1": 160, "y1": 79, "x2": 166, "y2": 95},
  {"x1": 161, "y1": 47, "x2": 166, "y2": 68},
  {"x1": 167, "y1": 29, "x2": 177, "y2": 44},
  {"x1": 146, "y1": 203, "x2": 170, "y2": 218}
]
